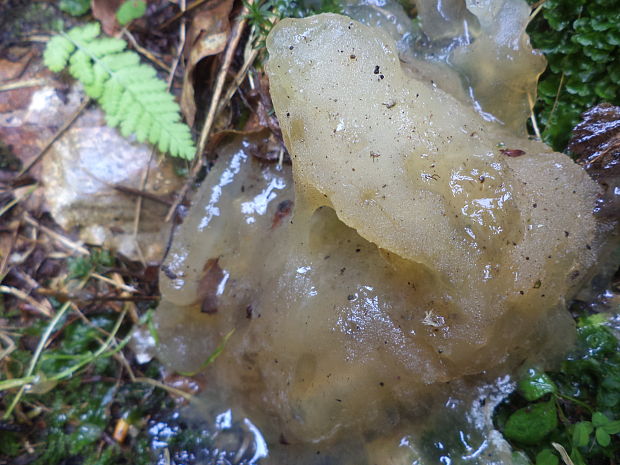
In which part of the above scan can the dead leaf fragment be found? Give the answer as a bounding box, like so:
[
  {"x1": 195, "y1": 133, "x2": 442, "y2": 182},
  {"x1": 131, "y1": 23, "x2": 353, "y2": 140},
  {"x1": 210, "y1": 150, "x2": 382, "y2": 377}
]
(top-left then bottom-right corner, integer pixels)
[
  {"x1": 180, "y1": 0, "x2": 234, "y2": 125},
  {"x1": 569, "y1": 103, "x2": 620, "y2": 220},
  {"x1": 198, "y1": 257, "x2": 224, "y2": 313},
  {"x1": 0, "y1": 51, "x2": 34, "y2": 82},
  {"x1": 92, "y1": 0, "x2": 124, "y2": 36}
]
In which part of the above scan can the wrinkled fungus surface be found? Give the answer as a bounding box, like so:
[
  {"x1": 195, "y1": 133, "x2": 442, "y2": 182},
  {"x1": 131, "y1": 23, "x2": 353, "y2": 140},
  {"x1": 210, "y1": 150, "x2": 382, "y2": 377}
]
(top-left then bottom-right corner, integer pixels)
[{"x1": 155, "y1": 9, "x2": 610, "y2": 465}]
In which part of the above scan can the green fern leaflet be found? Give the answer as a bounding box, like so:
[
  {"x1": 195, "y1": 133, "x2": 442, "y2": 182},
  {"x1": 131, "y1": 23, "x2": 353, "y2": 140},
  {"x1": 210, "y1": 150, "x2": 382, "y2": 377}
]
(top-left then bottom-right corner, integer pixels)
[{"x1": 44, "y1": 23, "x2": 195, "y2": 159}]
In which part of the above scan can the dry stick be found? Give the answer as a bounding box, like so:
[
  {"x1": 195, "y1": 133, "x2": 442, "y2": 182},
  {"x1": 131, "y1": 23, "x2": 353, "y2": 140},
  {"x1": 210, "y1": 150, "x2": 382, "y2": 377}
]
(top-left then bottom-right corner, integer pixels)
[
  {"x1": 0, "y1": 285, "x2": 52, "y2": 318},
  {"x1": 0, "y1": 225, "x2": 19, "y2": 281},
  {"x1": 18, "y1": 97, "x2": 91, "y2": 177},
  {"x1": 159, "y1": 0, "x2": 229, "y2": 30},
  {"x1": 215, "y1": 47, "x2": 259, "y2": 115},
  {"x1": 196, "y1": 10, "x2": 249, "y2": 155},
  {"x1": 23, "y1": 214, "x2": 89, "y2": 255},
  {"x1": 528, "y1": 93, "x2": 542, "y2": 140},
  {"x1": 0, "y1": 184, "x2": 38, "y2": 218},
  {"x1": 36, "y1": 289, "x2": 159, "y2": 303},
  {"x1": 132, "y1": 2, "x2": 187, "y2": 244},
  {"x1": 91, "y1": 273, "x2": 137, "y2": 293},
  {"x1": 0, "y1": 331, "x2": 17, "y2": 362},
  {"x1": 123, "y1": 30, "x2": 171, "y2": 73},
  {"x1": 530, "y1": 0, "x2": 548, "y2": 13},
  {"x1": 165, "y1": 7, "x2": 250, "y2": 222},
  {"x1": 0, "y1": 78, "x2": 47, "y2": 92},
  {"x1": 133, "y1": 376, "x2": 196, "y2": 402},
  {"x1": 113, "y1": 184, "x2": 173, "y2": 206}
]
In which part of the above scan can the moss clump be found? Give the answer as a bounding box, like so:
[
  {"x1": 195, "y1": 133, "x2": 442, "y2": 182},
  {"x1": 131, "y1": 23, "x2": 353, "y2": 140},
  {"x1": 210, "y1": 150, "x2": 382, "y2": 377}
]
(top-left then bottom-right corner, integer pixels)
[{"x1": 527, "y1": 0, "x2": 620, "y2": 151}]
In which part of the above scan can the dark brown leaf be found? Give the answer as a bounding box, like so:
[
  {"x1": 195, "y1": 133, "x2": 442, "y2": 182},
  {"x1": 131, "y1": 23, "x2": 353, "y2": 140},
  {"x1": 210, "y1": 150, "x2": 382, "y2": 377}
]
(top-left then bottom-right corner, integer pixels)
[
  {"x1": 180, "y1": 0, "x2": 234, "y2": 125},
  {"x1": 198, "y1": 257, "x2": 225, "y2": 313},
  {"x1": 271, "y1": 199, "x2": 293, "y2": 229},
  {"x1": 500, "y1": 149, "x2": 526, "y2": 157},
  {"x1": 569, "y1": 103, "x2": 620, "y2": 220},
  {"x1": 92, "y1": 0, "x2": 124, "y2": 36}
]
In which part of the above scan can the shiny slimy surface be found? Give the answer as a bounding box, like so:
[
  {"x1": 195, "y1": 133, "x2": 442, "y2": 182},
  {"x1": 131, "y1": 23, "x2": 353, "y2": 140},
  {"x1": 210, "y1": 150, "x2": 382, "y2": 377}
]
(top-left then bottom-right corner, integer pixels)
[{"x1": 155, "y1": 10, "x2": 608, "y2": 465}]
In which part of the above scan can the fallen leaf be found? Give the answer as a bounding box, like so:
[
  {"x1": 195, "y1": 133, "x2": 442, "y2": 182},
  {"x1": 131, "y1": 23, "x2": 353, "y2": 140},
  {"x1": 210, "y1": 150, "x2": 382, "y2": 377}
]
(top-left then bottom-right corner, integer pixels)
[
  {"x1": 569, "y1": 103, "x2": 620, "y2": 220},
  {"x1": 0, "y1": 50, "x2": 34, "y2": 82},
  {"x1": 198, "y1": 257, "x2": 224, "y2": 314},
  {"x1": 92, "y1": 0, "x2": 124, "y2": 36},
  {"x1": 271, "y1": 199, "x2": 293, "y2": 229},
  {"x1": 180, "y1": 0, "x2": 234, "y2": 125},
  {"x1": 162, "y1": 372, "x2": 205, "y2": 403},
  {"x1": 570, "y1": 103, "x2": 620, "y2": 172}
]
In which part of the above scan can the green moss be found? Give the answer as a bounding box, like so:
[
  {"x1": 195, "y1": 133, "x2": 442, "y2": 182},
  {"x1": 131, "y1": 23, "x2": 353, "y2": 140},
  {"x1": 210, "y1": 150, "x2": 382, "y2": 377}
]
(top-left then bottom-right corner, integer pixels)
[
  {"x1": 495, "y1": 314, "x2": 620, "y2": 465},
  {"x1": 527, "y1": 0, "x2": 620, "y2": 151}
]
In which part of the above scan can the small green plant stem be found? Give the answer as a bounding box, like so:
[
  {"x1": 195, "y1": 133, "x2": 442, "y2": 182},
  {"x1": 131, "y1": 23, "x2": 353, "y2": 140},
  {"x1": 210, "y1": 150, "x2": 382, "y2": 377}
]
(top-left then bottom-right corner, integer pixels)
[
  {"x1": 556, "y1": 392, "x2": 594, "y2": 415},
  {"x1": 52, "y1": 309, "x2": 128, "y2": 380},
  {"x1": 3, "y1": 300, "x2": 72, "y2": 420},
  {"x1": 1, "y1": 310, "x2": 131, "y2": 419},
  {"x1": 177, "y1": 328, "x2": 235, "y2": 376},
  {"x1": 0, "y1": 376, "x2": 37, "y2": 391}
]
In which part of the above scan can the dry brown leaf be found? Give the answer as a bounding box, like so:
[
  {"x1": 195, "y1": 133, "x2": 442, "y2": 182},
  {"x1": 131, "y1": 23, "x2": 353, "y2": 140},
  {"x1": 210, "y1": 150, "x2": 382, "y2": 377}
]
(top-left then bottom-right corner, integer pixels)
[
  {"x1": 197, "y1": 257, "x2": 224, "y2": 314},
  {"x1": 180, "y1": 0, "x2": 234, "y2": 125},
  {"x1": 92, "y1": 0, "x2": 124, "y2": 36},
  {"x1": 0, "y1": 50, "x2": 34, "y2": 82},
  {"x1": 569, "y1": 103, "x2": 620, "y2": 220},
  {"x1": 162, "y1": 372, "x2": 205, "y2": 402}
]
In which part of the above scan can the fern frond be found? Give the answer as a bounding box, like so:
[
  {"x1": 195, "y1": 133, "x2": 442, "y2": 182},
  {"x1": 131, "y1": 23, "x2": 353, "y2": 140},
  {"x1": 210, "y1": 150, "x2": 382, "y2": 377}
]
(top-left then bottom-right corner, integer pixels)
[
  {"x1": 43, "y1": 36, "x2": 75, "y2": 72},
  {"x1": 44, "y1": 23, "x2": 196, "y2": 159}
]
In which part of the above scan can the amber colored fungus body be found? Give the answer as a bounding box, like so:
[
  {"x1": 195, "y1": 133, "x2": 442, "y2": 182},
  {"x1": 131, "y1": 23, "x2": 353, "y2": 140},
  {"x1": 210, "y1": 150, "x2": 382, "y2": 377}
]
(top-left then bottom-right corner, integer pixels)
[{"x1": 155, "y1": 7, "x2": 613, "y2": 465}]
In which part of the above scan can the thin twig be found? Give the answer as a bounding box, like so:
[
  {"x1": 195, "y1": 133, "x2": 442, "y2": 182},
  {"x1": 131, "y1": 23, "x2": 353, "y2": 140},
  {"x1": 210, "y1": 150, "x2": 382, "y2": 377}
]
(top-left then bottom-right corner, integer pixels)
[
  {"x1": 3, "y1": 300, "x2": 71, "y2": 419},
  {"x1": 18, "y1": 97, "x2": 91, "y2": 177},
  {"x1": 36, "y1": 288, "x2": 159, "y2": 302},
  {"x1": 132, "y1": 7, "x2": 187, "y2": 240},
  {"x1": 0, "y1": 285, "x2": 52, "y2": 318},
  {"x1": 196, "y1": 10, "x2": 249, "y2": 156},
  {"x1": 528, "y1": 93, "x2": 542, "y2": 140},
  {"x1": 549, "y1": 72, "x2": 565, "y2": 123},
  {"x1": 133, "y1": 377, "x2": 196, "y2": 402},
  {"x1": 0, "y1": 184, "x2": 38, "y2": 219},
  {"x1": 0, "y1": 331, "x2": 16, "y2": 362},
  {"x1": 113, "y1": 184, "x2": 173, "y2": 206},
  {"x1": 530, "y1": 0, "x2": 548, "y2": 13},
  {"x1": 23, "y1": 214, "x2": 89, "y2": 255},
  {"x1": 91, "y1": 273, "x2": 137, "y2": 293},
  {"x1": 111, "y1": 272, "x2": 140, "y2": 324},
  {"x1": 159, "y1": 0, "x2": 229, "y2": 30},
  {"x1": 123, "y1": 30, "x2": 171, "y2": 73},
  {"x1": 165, "y1": 3, "x2": 251, "y2": 222},
  {"x1": 0, "y1": 222, "x2": 19, "y2": 280},
  {"x1": 167, "y1": 4, "x2": 187, "y2": 90},
  {"x1": 132, "y1": 148, "x2": 155, "y2": 240},
  {"x1": 0, "y1": 78, "x2": 47, "y2": 92},
  {"x1": 215, "y1": 47, "x2": 259, "y2": 115}
]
